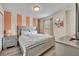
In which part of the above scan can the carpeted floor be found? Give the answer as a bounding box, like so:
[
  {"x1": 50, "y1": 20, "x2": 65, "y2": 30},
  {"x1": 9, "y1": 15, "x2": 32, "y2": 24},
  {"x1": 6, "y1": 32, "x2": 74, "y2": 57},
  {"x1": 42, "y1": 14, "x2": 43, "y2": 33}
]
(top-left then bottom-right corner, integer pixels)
[{"x1": 0, "y1": 46, "x2": 55, "y2": 56}]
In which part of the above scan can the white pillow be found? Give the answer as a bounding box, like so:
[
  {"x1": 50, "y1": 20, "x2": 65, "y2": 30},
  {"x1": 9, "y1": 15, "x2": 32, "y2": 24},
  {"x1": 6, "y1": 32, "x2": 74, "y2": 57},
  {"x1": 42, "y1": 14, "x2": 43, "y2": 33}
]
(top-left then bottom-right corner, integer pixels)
[
  {"x1": 21, "y1": 30, "x2": 32, "y2": 36},
  {"x1": 31, "y1": 31, "x2": 37, "y2": 34}
]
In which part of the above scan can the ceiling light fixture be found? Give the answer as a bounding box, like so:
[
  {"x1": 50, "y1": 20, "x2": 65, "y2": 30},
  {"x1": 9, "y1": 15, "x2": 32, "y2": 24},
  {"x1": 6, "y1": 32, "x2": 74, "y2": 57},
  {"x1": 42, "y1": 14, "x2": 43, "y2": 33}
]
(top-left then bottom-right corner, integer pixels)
[{"x1": 33, "y1": 6, "x2": 40, "y2": 12}]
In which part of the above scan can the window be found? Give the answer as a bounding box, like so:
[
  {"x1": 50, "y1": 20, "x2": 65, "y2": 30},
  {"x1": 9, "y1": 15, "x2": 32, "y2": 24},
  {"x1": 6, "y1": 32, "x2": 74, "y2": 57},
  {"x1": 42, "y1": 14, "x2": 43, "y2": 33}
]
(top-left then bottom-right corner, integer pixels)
[{"x1": 4, "y1": 11, "x2": 11, "y2": 35}]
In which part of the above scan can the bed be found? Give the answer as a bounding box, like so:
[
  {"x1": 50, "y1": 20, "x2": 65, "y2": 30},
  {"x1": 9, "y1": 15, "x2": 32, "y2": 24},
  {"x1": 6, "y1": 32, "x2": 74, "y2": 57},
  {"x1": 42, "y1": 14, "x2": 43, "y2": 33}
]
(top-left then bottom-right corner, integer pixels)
[{"x1": 18, "y1": 26, "x2": 55, "y2": 56}]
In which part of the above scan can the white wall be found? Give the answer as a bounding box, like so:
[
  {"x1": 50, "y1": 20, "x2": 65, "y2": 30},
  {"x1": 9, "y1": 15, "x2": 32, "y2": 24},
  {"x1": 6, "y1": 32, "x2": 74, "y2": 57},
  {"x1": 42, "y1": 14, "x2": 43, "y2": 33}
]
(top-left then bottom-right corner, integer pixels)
[
  {"x1": 0, "y1": 4, "x2": 4, "y2": 51},
  {"x1": 11, "y1": 13, "x2": 34, "y2": 34},
  {"x1": 53, "y1": 11, "x2": 66, "y2": 39},
  {"x1": 0, "y1": 4, "x2": 4, "y2": 36},
  {"x1": 53, "y1": 4, "x2": 76, "y2": 39},
  {"x1": 0, "y1": 4, "x2": 4, "y2": 14},
  {"x1": 39, "y1": 4, "x2": 76, "y2": 39},
  {"x1": 0, "y1": 12, "x2": 3, "y2": 35},
  {"x1": 65, "y1": 4, "x2": 76, "y2": 36},
  {"x1": 0, "y1": 3, "x2": 76, "y2": 37},
  {"x1": 0, "y1": 9, "x2": 34, "y2": 34}
]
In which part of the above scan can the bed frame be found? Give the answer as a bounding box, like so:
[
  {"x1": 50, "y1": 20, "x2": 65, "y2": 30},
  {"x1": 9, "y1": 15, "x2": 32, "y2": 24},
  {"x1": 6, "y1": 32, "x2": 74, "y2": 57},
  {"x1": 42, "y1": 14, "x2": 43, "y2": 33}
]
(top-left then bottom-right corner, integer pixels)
[
  {"x1": 19, "y1": 36, "x2": 55, "y2": 56},
  {"x1": 18, "y1": 26, "x2": 55, "y2": 56}
]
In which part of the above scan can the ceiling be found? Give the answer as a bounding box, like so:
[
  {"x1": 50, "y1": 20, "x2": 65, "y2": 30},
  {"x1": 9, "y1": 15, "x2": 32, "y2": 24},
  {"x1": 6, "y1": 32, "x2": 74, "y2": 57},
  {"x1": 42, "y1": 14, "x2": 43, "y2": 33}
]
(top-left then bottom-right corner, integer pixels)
[{"x1": 1, "y1": 3, "x2": 74, "y2": 18}]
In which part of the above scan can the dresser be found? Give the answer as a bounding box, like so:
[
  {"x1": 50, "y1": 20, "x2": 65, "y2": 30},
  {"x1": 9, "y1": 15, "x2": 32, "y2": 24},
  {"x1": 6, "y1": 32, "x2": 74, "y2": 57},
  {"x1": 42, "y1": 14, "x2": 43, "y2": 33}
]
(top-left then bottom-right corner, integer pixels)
[
  {"x1": 55, "y1": 36, "x2": 79, "y2": 56},
  {"x1": 3, "y1": 35, "x2": 17, "y2": 49}
]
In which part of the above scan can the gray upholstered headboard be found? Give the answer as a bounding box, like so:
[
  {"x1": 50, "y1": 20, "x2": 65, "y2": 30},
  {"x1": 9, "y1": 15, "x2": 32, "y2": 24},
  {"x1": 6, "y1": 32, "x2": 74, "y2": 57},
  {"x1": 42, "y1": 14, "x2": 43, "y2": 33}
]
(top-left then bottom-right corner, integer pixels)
[
  {"x1": 17, "y1": 26, "x2": 27, "y2": 36},
  {"x1": 18, "y1": 26, "x2": 31, "y2": 35},
  {"x1": 17, "y1": 26, "x2": 37, "y2": 37}
]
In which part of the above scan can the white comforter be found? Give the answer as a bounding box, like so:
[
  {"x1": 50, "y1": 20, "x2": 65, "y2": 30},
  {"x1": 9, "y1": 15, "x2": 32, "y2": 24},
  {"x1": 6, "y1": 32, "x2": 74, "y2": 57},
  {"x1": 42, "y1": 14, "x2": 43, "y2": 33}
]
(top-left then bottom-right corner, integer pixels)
[
  {"x1": 19, "y1": 34, "x2": 53, "y2": 48},
  {"x1": 19, "y1": 34, "x2": 53, "y2": 56}
]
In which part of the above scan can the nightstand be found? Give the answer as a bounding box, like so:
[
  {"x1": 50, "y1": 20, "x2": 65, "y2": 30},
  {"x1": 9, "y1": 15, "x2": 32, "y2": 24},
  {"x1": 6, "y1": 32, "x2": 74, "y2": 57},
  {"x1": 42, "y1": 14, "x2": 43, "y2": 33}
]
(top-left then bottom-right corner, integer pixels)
[{"x1": 2, "y1": 35, "x2": 17, "y2": 49}]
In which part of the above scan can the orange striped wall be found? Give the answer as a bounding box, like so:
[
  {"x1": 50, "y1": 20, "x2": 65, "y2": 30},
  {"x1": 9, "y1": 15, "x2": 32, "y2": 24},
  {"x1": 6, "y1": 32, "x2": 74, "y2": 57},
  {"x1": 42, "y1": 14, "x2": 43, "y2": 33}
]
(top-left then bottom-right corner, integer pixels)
[
  {"x1": 4, "y1": 11, "x2": 11, "y2": 33},
  {"x1": 26, "y1": 16, "x2": 30, "y2": 27},
  {"x1": 17, "y1": 14, "x2": 22, "y2": 26},
  {"x1": 33, "y1": 18, "x2": 36, "y2": 27}
]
